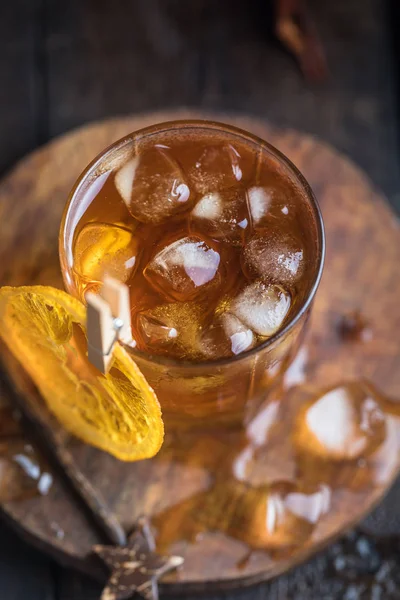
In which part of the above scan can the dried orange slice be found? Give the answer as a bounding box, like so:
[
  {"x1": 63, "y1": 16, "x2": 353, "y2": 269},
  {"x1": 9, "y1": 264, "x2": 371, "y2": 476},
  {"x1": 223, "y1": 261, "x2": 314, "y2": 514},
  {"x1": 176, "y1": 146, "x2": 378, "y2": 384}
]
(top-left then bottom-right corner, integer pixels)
[{"x1": 0, "y1": 286, "x2": 163, "y2": 461}]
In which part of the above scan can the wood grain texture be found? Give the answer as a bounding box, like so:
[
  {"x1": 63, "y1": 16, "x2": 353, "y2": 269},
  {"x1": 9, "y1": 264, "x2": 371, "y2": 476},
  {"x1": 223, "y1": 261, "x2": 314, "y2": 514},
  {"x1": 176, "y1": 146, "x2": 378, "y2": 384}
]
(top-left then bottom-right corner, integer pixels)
[
  {"x1": 0, "y1": 112, "x2": 399, "y2": 596},
  {"x1": 0, "y1": 1, "x2": 49, "y2": 175},
  {"x1": 0, "y1": 513, "x2": 55, "y2": 600},
  {"x1": 39, "y1": 0, "x2": 400, "y2": 210},
  {"x1": 0, "y1": 0, "x2": 398, "y2": 598}
]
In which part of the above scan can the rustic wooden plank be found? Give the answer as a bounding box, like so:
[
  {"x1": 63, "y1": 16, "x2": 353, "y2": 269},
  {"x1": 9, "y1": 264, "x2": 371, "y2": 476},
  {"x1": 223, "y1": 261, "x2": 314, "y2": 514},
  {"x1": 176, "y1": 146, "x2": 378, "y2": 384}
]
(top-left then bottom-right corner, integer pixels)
[
  {"x1": 0, "y1": 3, "x2": 54, "y2": 598},
  {"x1": 0, "y1": 0, "x2": 399, "y2": 598},
  {"x1": 43, "y1": 0, "x2": 400, "y2": 210},
  {"x1": 55, "y1": 568, "x2": 267, "y2": 600},
  {"x1": 0, "y1": 521, "x2": 55, "y2": 600},
  {"x1": 44, "y1": 0, "x2": 205, "y2": 135},
  {"x1": 55, "y1": 568, "x2": 102, "y2": 600},
  {"x1": 0, "y1": 0, "x2": 46, "y2": 176}
]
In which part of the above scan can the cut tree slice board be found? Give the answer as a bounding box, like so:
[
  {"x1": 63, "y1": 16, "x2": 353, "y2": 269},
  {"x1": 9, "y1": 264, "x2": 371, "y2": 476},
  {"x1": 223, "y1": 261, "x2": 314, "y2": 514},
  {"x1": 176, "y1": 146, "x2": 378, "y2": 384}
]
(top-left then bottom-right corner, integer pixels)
[{"x1": 0, "y1": 112, "x2": 399, "y2": 594}]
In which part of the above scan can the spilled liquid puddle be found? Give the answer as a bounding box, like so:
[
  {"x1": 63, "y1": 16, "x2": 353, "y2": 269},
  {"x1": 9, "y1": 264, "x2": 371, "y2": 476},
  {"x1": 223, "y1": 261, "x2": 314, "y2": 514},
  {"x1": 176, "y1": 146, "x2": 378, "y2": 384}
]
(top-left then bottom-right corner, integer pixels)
[
  {"x1": 152, "y1": 379, "x2": 400, "y2": 572},
  {"x1": 1, "y1": 366, "x2": 399, "y2": 581},
  {"x1": 0, "y1": 406, "x2": 54, "y2": 502},
  {"x1": 295, "y1": 383, "x2": 388, "y2": 462}
]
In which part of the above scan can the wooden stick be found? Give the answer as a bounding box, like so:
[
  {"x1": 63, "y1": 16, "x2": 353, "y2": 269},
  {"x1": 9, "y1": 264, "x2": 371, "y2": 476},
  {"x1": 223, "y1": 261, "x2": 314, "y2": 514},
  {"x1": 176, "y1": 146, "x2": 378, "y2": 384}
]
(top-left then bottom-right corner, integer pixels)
[
  {"x1": 86, "y1": 277, "x2": 133, "y2": 374},
  {"x1": 101, "y1": 276, "x2": 133, "y2": 346},
  {"x1": 86, "y1": 293, "x2": 115, "y2": 374}
]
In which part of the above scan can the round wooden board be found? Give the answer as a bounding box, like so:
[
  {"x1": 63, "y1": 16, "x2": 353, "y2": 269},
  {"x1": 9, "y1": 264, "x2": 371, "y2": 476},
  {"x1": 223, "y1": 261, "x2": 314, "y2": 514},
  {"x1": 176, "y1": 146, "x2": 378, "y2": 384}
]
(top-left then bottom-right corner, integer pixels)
[{"x1": 0, "y1": 111, "x2": 400, "y2": 594}]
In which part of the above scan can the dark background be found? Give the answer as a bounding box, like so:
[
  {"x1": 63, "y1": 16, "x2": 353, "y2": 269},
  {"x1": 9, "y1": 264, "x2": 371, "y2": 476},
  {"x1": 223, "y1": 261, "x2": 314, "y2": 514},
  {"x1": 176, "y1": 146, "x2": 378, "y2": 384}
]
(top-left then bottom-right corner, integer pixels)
[{"x1": 1, "y1": 0, "x2": 400, "y2": 598}]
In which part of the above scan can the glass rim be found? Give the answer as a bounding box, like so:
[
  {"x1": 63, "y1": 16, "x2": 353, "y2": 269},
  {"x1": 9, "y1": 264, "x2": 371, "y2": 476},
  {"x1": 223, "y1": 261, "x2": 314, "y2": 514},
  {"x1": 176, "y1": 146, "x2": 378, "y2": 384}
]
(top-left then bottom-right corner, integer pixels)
[{"x1": 60, "y1": 119, "x2": 325, "y2": 370}]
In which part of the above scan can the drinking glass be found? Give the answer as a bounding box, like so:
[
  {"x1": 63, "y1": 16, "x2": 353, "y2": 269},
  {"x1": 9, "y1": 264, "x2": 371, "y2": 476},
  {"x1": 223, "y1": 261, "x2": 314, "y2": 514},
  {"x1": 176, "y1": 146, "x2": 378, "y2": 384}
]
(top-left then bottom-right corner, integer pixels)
[{"x1": 59, "y1": 121, "x2": 325, "y2": 433}]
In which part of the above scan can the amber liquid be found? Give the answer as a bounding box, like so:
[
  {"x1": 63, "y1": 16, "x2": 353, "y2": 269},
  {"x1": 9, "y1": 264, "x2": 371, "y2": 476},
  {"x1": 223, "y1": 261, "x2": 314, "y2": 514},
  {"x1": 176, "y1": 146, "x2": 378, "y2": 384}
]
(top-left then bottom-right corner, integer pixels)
[
  {"x1": 62, "y1": 125, "x2": 321, "y2": 429},
  {"x1": 150, "y1": 377, "x2": 400, "y2": 566}
]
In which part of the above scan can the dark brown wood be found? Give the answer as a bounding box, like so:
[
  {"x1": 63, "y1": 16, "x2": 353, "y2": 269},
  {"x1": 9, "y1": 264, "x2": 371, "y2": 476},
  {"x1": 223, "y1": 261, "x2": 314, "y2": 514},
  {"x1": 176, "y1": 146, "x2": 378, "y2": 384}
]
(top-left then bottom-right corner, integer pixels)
[
  {"x1": 38, "y1": 0, "x2": 399, "y2": 215},
  {"x1": 0, "y1": 521, "x2": 54, "y2": 600},
  {"x1": 0, "y1": 0, "x2": 399, "y2": 597},
  {"x1": 0, "y1": 112, "x2": 399, "y2": 595},
  {"x1": 0, "y1": 2, "x2": 45, "y2": 175}
]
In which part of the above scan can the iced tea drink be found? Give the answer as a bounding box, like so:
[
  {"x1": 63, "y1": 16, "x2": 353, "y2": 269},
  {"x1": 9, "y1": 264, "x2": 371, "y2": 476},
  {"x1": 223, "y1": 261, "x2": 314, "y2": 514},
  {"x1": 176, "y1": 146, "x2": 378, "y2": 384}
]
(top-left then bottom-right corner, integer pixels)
[{"x1": 60, "y1": 121, "x2": 324, "y2": 430}]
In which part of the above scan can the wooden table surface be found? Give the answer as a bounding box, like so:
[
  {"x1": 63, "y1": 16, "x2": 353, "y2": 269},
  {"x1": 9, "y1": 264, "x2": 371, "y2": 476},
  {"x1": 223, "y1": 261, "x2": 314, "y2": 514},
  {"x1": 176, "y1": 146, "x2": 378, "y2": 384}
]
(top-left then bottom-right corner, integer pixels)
[{"x1": 1, "y1": 1, "x2": 400, "y2": 599}]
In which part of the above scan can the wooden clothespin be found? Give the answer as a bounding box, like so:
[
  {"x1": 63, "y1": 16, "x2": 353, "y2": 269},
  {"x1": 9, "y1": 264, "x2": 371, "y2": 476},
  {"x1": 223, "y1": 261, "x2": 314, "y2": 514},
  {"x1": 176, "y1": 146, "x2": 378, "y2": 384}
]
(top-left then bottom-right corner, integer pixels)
[{"x1": 86, "y1": 276, "x2": 134, "y2": 374}]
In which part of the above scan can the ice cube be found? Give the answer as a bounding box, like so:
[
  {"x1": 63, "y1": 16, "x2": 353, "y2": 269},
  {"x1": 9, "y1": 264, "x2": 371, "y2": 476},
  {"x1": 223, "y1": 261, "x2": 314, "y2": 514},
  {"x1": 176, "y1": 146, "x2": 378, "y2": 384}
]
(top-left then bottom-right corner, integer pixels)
[
  {"x1": 200, "y1": 312, "x2": 254, "y2": 358},
  {"x1": 242, "y1": 230, "x2": 305, "y2": 285},
  {"x1": 295, "y1": 383, "x2": 387, "y2": 461},
  {"x1": 227, "y1": 480, "x2": 330, "y2": 549},
  {"x1": 191, "y1": 187, "x2": 250, "y2": 246},
  {"x1": 248, "y1": 186, "x2": 272, "y2": 226},
  {"x1": 230, "y1": 281, "x2": 291, "y2": 337},
  {"x1": 222, "y1": 313, "x2": 254, "y2": 355},
  {"x1": 188, "y1": 144, "x2": 243, "y2": 194},
  {"x1": 73, "y1": 222, "x2": 139, "y2": 285},
  {"x1": 261, "y1": 481, "x2": 330, "y2": 548},
  {"x1": 144, "y1": 236, "x2": 222, "y2": 301},
  {"x1": 191, "y1": 191, "x2": 222, "y2": 220},
  {"x1": 248, "y1": 185, "x2": 293, "y2": 229},
  {"x1": 136, "y1": 303, "x2": 202, "y2": 358},
  {"x1": 115, "y1": 146, "x2": 191, "y2": 224},
  {"x1": 138, "y1": 313, "x2": 178, "y2": 344}
]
